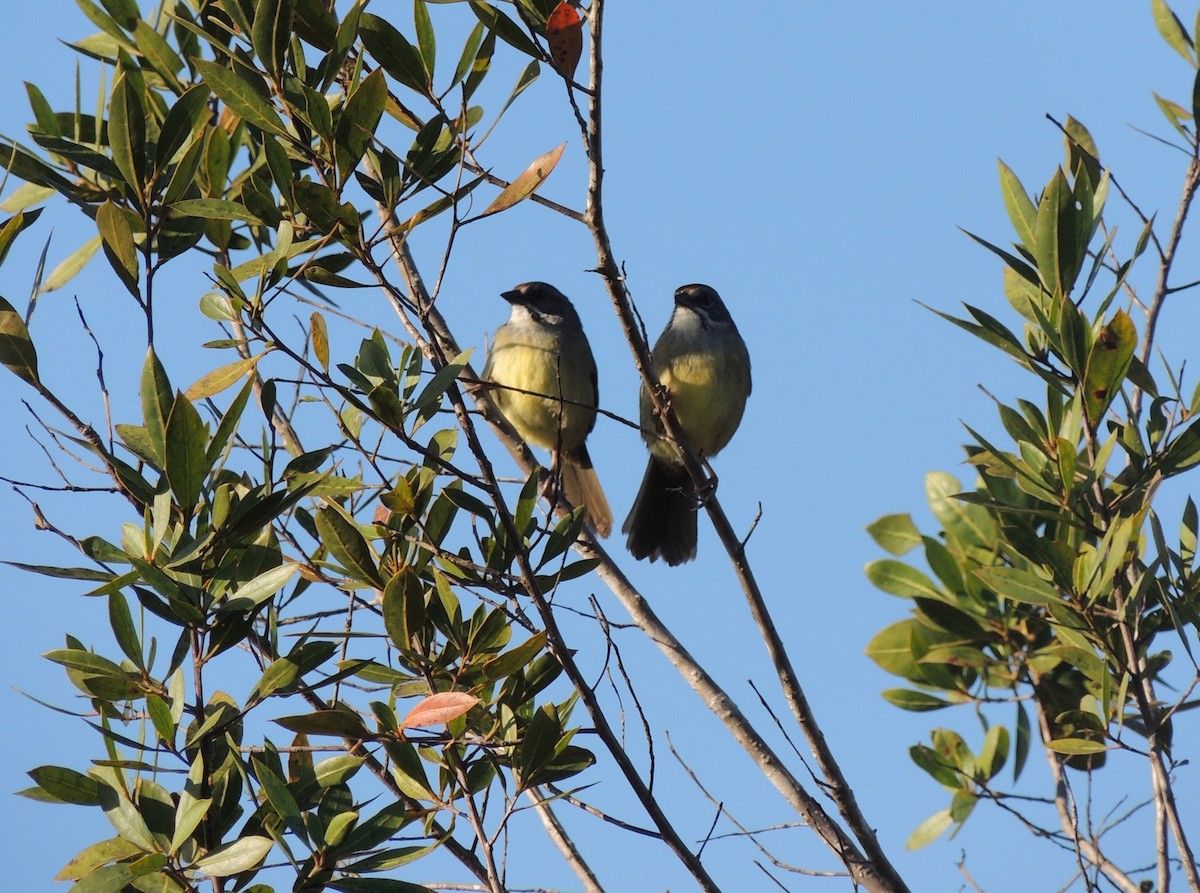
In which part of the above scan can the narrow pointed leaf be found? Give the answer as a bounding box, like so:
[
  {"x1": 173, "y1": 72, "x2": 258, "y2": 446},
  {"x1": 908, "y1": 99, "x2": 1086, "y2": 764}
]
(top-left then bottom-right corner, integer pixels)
[
  {"x1": 164, "y1": 391, "x2": 209, "y2": 510},
  {"x1": 1154, "y1": 0, "x2": 1195, "y2": 64},
  {"x1": 184, "y1": 355, "x2": 261, "y2": 401},
  {"x1": 192, "y1": 59, "x2": 288, "y2": 137},
  {"x1": 39, "y1": 236, "x2": 101, "y2": 293},
  {"x1": 480, "y1": 143, "x2": 565, "y2": 217}
]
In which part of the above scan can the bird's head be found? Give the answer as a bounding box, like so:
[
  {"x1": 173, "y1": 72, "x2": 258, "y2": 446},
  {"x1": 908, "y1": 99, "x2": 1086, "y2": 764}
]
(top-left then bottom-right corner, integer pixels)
[
  {"x1": 501, "y1": 281, "x2": 581, "y2": 328},
  {"x1": 674, "y1": 283, "x2": 734, "y2": 329}
]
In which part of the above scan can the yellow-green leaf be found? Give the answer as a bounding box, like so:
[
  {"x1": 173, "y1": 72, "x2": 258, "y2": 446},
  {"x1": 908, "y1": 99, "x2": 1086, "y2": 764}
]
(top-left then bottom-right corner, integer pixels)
[
  {"x1": 40, "y1": 236, "x2": 102, "y2": 293},
  {"x1": 311, "y1": 311, "x2": 329, "y2": 372},
  {"x1": 1082, "y1": 309, "x2": 1136, "y2": 425},
  {"x1": 184, "y1": 355, "x2": 261, "y2": 401}
]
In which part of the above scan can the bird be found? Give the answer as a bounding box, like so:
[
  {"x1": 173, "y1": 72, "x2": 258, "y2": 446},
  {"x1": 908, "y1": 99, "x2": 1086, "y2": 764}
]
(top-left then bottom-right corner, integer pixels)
[
  {"x1": 482, "y1": 281, "x2": 613, "y2": 537},
  {"x1": 623, "y1": 283, "x2": 751, "y2": 565}
]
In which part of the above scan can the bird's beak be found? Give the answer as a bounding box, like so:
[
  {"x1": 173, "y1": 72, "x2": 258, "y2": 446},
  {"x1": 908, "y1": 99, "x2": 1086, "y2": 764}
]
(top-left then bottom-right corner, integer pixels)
[{"x1": 501, "y1": 290, "x2": 521, "y2": 304}]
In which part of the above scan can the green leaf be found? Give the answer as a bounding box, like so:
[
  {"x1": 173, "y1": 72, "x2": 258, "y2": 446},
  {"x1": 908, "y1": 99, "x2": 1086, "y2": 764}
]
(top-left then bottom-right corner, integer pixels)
[
  {"x1": 313, "y1": 754, "x2": 366, "y2": 787},
  {"x1": 0, "y1": 295, "x2": 39, "y2": 385},
  {"x1": 336, "y1": 68, "x2": 388, "y2": 186},
  {"x1": 109, "y1": 72, "x2": 146, "y2": 198},
  {"x1": 206, "y1": 373, "x2": 255, "y2": 468},
  {"x1": 99, "y1": 0, "x2": 140, "y2": 29},
  {"x1": 28, "y1": 765, "x2": 104, "y2": 805},
  {"x1": 361, "y1": 13, "x2": 431, "y2": 96},
  {"x1": 1153, "y1": 0, "x2": 1195, "y2": 64},
  {"x1": 468, "y1": 0, "x2": 541, "y2": 59},
  {"x1": 978, "y1": 724, "x2": 1009, "y2": 780},
  {"x1": 866, "y1": 513, "x2": 921, "y2": 556},
  {"x1": 108, "y1": 593, "x2": 143, "y2": 669},
  {"x1": 1082, "y1": 309, "x2": 1136, "y2": 424},
  {"x1": 273, "y1": 710, "x2": 372, "y2": 738},
  {"x1": 169, "y1": 793, "x2": 211, "y2": 856},
  {"x1": 315, "y1": 505, "x2": 385, "y2": 588},
  {"x1": 168, "y1": 198, "x2": 263, "y2": 224},
  {"x1": 998, "y1": 160, "x2": 1036, "y2": 249},
  {"x1": 925, "y1": 472, "x2": 996, "y2": 549},
  {"x1": 39, "y1": 235, "x2": 101, "y2": 294},
  {"x1": 94, "y1": 772, "x2": 158, "y2": 852},
  {"x1": 133, "y1": 20, "x2": 185, "y2": 93},
  {"x1": 483, "y1": 631, "x2": 547, "y2": 682},
  {"x1": 328, "y1": 878, "x2": 436, "y2": 893},
  {"x1": 881, "y1": 689, "x2": 951, "y2": 712},
  {"x1": 192, "y1": 58, "x2": 289, "y2": 137},
  {"x1": 192, "y1": 836, "x2": 273, "y2": 877},
  {"x1": 1063, "y1": 115, "x2": 1101, "y2": 188},
  {"x1": 379, "y1": 739, "x2": 432, "y2": 802},
  {"x1": 1046, "y1": 737, "x2": 1108, "y2": 755},
  {"x1": 974, "y1": 566, "x2": 1063, "y2": 607},
  {"x1": 906, "y1": 808, "x2": 952, "y2": 850},
  {"x1": 1014, "y1": 700, "x2": 1031, "y2": 782},
  {"x1": 54, "y1": 837, "x2": 143, "y2": 881},
  {"x1": 252, "y1": 0, "x2": 296, "y2": 82},
  {"x1": 140, "y1": 347, "x2": 173, "y2": 466},
  {"x1": 517, "y1": 704, "x2": 562, "y2": 790},
  {"x1": 96, "y1": 200, "x2": 140, "y2": 298},
  {"x1": 3, "y1": 561, "x2": 111, "y2": 581},
  {"x1": 865, "y1": 559, "x2": 943, "y2": 599},
  {"x1": 413, "y1": 348, "x2": 473, "y2": 415},
  {"x1": 1032, "y1": 169, "x2": 1067, "y2": 295},
  {"x1": 184, "y1": 355, "x2": 261, "y2": 401},
  {"x1": 1161, "y1": 415, "x2": 1200, "y2": 474},
  {"x1": 68, "y1": 863, "x2": 136, "y2": 893},
  {"x1": 382, "y1": 568, "x2": 426, "y2": 652},
  {"x1": 221, "y1": 562, "x2": 297, "y2": 613},
  {"x1": 0, "y1": 208, "x2": 44, "y2": 267},
  {"x1": 414, "y1": 0, "x2": 436, "y2": 81},
  {"x1": 44, "y1": 648, "x2": 128, "y2": 677},
  {"x1": 251, "y1": 756, "x2": 307, "y2": 840},
  {"x1": 451, "y1": 22, "x2": 486, "y2": 90},
  {"x1": 0, "y1": 139, "x2": 75, "y2": 193},
  {"x1": 164, "y1": 390, "x2": 209, "y2": 510}
]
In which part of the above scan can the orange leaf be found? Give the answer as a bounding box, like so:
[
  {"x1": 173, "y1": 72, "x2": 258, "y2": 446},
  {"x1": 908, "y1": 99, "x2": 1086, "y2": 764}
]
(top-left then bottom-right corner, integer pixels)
[
  {"x1": 398, "y1": 692, "x2": 480, "y2": 734},
  {"x1": 546, "y1": 2, "x2": 582, "y2": 79},
  {"x1": 480, "y1": 143, "x2": 566, "y2": 218}
]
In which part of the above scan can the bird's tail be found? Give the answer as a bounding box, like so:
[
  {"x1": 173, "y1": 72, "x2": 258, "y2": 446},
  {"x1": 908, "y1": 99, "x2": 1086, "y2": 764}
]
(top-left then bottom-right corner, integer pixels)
[
  {"x1": 562, "y1": 447, "x2": 613, "y2": 538},
  {"x1": 622, "y1": 458, "x2": 697, "y2": 566}
]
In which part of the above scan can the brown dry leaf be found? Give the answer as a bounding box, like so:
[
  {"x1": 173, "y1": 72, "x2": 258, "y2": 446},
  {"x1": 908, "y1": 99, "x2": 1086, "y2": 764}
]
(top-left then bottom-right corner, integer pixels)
[
  {"x1": 480, "y1": 143, "x2": 566, "y2": 218},
  {"x1": 398, "y1": 691, "x2": 480, "y2": 734}
]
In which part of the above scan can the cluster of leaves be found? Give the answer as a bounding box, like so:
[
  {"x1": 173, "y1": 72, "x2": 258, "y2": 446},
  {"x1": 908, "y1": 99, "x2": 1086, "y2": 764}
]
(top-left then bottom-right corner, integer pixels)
[
  {"x1": 2, "y1": 0, "x2": 607, "y2": 891},
  {"x1": 866, "y1": 94, "x2": 1200, "y2": 846}
]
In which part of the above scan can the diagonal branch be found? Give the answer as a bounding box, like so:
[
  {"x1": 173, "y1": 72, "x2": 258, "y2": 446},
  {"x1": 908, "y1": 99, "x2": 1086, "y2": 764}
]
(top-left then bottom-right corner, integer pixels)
[{"x1": 576, "y1": 1, "x2": 909, "y2": 890}]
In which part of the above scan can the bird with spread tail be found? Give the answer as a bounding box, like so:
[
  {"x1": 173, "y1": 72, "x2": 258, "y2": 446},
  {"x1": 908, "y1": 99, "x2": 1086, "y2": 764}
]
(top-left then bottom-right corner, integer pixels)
[
  {"x1": 482, "y1": 281, "x2": 613, "y2": 537},
  {"x1": 623, "y1": 283, "x2": 751, "y2": 565}
]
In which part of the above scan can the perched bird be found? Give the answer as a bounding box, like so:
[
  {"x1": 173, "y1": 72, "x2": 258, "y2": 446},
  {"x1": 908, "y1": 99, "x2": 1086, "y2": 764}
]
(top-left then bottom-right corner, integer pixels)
[
  {"x1": 482, "y1": 281, "x2": 612, "y2": 537},
  {"x1": 623, "y1": 284, "x2": 751, "y2": 565}
]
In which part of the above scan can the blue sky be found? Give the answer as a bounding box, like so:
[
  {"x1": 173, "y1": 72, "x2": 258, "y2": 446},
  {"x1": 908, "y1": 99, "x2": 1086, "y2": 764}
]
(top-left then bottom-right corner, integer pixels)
[{"x1": 1, "y1": 1, "x2": 1198, "y2": 890}]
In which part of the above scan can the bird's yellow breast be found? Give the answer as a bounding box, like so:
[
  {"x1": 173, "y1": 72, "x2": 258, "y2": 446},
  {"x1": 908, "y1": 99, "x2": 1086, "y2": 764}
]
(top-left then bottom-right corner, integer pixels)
[
  {"x1": 641, "y1": 336, "x2": 750, "y2": 464},
  {"x1": 485, "y1": 329, "x2": 597, "y2": 452}
]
